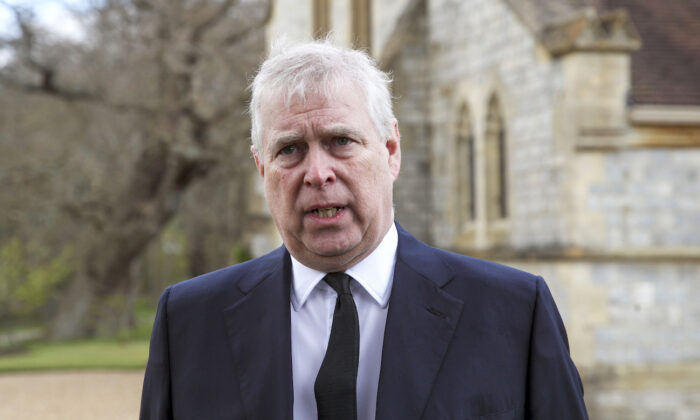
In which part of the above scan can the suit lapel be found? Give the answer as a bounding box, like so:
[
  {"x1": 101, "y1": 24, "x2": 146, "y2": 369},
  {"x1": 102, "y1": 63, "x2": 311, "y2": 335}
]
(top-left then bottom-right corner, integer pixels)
[
  {"x1": 222, "y1": 248, "x2": 293, "y2": 420},
  {"x1": 375, "y1": 227, "x2": 464, "y2": 420}
]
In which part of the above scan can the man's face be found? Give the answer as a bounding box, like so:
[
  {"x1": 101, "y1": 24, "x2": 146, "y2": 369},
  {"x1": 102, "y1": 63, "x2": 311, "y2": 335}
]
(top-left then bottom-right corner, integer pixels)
[{"x1": 254, "y1": 84, "x2": 401, "y2": 272}]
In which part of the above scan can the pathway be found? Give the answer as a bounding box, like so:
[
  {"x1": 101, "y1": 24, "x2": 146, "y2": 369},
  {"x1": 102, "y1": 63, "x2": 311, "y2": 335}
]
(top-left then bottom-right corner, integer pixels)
[{"x1": 0, "y1": 370, "x2": 144, "y2": 420}]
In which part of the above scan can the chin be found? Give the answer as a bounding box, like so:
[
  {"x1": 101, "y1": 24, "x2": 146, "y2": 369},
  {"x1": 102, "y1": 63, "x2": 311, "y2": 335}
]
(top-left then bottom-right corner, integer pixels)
[
  {"x1": 310, "y1": 243, "x2": 355, "y2": 258},
  {"x1": 304, "y1": 230, "x2": 358, "y2": 251}
]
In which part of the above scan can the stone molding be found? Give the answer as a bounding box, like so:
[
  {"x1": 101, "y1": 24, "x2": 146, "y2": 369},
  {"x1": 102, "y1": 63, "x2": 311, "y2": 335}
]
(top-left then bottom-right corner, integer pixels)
[
  {"x1": 575, "y1": 125, "x2": 700, "y2": 150},
  {"x1": 450, "y1": 247, "x2": 700, "y2": 263},
  {"x1": 630, "y1": 105, "x2": 700, "y2": 127},
  {"x1": 540, "y1": 9, "x2": 641, "y2": 56}
]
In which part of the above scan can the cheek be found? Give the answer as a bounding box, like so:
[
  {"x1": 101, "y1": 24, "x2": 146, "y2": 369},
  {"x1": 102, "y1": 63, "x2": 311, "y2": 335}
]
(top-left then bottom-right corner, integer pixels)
[
  {"x1": 265, "y1": 170, "x2": 300, "y2": 210},
  {"x1": 352, "y1": 160, "x2": 392, "y2": 204},
  {"x1": 263, "y1": 173, "x2": 282, "y2": 207}
]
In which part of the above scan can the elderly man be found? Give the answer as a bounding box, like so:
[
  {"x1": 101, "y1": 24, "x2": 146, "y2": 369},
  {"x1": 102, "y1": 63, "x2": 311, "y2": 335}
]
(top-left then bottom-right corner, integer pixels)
[{"x1": 140, "y1": 41, "x2": 589, "y2": 420}]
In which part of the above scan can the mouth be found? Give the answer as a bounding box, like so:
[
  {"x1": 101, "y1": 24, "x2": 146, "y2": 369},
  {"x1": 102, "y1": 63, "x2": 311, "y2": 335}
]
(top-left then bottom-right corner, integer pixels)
[{"x1": 310, "y1": 206, "x2": 345, "y2": 218}]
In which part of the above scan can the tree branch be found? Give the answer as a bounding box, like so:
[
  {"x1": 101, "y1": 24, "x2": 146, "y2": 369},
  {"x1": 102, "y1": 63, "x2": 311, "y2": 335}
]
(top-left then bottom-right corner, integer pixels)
[
  {"x1": 132, "y1": 0, "x2": 154, "y2": 11},
  {"x1": 61, "y1": 200, "x2": 110, "y2": 231},
  {"x1": 190, "y1": 0, "x2": 239, "y2": 44},
  {"x1": 1, "y1": 3, "x2": 143, "y2": 110},
  {"x1": 4, "y1": 3, "x2": 53, "y2": 76},
  {"x1": 0, "y1": 74, "x2": 157, "y2": 114},
  {"x1": 222, "y1": 0, "x2": 272, "y2": 45}
]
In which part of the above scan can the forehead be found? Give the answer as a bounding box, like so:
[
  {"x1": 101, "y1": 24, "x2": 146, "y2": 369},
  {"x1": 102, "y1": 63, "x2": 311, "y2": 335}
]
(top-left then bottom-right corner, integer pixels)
[
  {"x1": 259, "y1": 84, "x2": 373, "y2": 142},
  {"x1": 260, "y1": 79, "x2": 365, "y2": 114}
]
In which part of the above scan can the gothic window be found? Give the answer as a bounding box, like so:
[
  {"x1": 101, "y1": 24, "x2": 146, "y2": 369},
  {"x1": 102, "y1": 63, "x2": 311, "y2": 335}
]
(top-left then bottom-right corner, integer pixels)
[
  {"x1": 456, "y1": 103, "x2": 476, "y2": 228},
  {"x1": 485, "y1": 95, "x2": 508, "y2": 222},
  {"x1": 352, "y1": 0, "x2": 371, "y2": 49},
  {"x1": 313, "y1": 0, "x2": 331, "y2": 39}
]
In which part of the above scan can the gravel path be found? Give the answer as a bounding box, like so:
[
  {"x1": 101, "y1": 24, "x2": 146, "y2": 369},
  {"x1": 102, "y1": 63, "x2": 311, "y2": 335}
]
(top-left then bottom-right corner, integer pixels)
[{"x1": 0, "y1": 370, "x2": 144, "y2": 420}]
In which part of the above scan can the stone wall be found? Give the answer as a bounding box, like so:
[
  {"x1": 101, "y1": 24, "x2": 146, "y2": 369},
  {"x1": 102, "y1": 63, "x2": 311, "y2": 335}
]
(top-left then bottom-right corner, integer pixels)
[
  {"x1": 389, "y1": 2, "x2": 433, "y2": 242},
  {"x1": 426, "y1": 0, "x2": 569, "y2": 251},
  {"x1": 577, "y1": 148, "x2": 700, "y2": 251}
]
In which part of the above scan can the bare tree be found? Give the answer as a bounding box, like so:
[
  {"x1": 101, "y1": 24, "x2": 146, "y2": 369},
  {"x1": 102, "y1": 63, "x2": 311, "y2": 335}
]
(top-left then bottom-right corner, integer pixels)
[{"x1": 0, "y1": 0, "x2": 271, "y2": 338}]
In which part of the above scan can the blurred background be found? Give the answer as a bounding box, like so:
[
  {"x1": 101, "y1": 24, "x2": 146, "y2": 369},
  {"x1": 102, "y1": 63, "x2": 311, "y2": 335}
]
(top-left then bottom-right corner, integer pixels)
[{"x1": 0, "y1": 0, "x2": 698, "y2": 419}]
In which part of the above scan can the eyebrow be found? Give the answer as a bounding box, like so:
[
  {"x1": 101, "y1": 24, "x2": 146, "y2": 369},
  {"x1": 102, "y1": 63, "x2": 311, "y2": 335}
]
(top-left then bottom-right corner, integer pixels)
[
  {"x1": 270, "y1": 132, "x2": 305, "y2": 149},
  {"x1": 270, "y1": 125, "x2": 365, "y2": 149},
  {"x1": 318, "y1": 125, "x2": 365, "y2": 140}
]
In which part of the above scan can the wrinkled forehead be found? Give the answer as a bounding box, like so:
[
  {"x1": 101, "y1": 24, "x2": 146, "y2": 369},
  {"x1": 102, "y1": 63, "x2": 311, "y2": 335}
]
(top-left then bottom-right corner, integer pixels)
[
  {"x1": 256, "y1": 81, "x2": 372, "y2": 148},
  {"x1": 258, "y1": 77, "x2": 365, "y2": 115}
]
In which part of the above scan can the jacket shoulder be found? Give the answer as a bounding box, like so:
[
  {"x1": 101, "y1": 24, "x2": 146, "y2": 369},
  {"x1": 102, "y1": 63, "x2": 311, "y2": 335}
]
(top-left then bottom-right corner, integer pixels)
[
  {"x1": 396, "y1": 224, "x2": 538, "y2": 304},
  {"x1": 436, "y1": 246, "x2": 538, "y2": 300},
  {"x1": 165, "y1": 245, "x2": 287, "y2": 308},
  {"x1": 439, "y1": 247, "x2": 537, "y2": 284}
]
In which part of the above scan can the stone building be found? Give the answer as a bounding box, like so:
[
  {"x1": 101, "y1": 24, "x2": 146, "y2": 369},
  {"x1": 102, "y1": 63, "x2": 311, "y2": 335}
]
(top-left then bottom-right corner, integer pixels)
[{"x1": 261, "y1": 0, "x2": 700, "y2": 418}]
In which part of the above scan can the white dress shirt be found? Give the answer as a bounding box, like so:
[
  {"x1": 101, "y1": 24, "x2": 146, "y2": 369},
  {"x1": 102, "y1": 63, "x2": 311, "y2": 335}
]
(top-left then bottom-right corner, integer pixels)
[{"x1": 290, "y1": 223, "x2": 398, "y2": 420}]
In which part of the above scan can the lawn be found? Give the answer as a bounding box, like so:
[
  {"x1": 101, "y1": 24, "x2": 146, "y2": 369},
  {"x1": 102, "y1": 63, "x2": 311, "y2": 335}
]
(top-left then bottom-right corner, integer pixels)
[{"x1": 0, "y1": 339, "x2": 150, "y2": 372}]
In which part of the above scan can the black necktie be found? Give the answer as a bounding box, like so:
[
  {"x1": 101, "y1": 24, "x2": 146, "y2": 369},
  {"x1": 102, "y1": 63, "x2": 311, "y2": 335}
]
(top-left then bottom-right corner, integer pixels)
[{"x1": 314, "y1": 272, "x2": 359, "y2": 420}]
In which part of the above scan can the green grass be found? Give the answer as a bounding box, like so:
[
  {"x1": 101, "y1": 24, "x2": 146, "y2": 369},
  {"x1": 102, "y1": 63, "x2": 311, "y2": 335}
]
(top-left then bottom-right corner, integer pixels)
[{"x1": 0, "y1": 339, "x2": 150, "y2": 373}]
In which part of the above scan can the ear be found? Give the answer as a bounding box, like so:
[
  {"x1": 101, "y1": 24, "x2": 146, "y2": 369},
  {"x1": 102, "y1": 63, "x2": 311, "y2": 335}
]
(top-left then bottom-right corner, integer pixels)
[
  {"x1": 252, "y1": 146, "x2": 264, "y2": 178},
  {"x1": 386, "y1": 119, "x2": 401, "y2": 181}
]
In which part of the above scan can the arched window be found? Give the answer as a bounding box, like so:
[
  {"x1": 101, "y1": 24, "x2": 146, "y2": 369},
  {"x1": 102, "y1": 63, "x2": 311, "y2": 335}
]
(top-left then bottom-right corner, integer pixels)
[
  {"x1": 313, "y1": 0, "x2": 331, "y2": 39},
  {"x1": 485, "y1": 95, "x2": 508, "y2": 221},
  {"x1": 352, "y1": 0, "x2": 371, "y2": 49},
  {"x1": 456, "y1": 103, "x2": 476, "y2": 228}
]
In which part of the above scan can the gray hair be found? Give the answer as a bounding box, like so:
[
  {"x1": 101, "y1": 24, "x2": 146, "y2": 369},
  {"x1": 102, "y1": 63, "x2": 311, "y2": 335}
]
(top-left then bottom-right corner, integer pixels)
[{"x1": 249, "y1": 40, "x2": 395, "y2": 154}]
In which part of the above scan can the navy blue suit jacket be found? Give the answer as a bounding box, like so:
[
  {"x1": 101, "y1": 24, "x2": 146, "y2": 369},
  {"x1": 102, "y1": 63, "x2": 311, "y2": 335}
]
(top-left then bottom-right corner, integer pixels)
[{"x1": 141, "y1": 224, "x2": 588, "y2": 419}]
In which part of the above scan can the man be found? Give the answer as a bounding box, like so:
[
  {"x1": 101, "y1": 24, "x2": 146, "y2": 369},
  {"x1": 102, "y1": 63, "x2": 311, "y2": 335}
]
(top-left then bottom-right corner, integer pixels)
[{"x1": 140, "y1": 41, "x2": 589, "y2": 419}]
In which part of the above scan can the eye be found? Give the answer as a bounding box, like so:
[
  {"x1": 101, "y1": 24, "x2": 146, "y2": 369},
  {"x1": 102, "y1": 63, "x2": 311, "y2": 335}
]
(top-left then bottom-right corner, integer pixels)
[
  {"x1": 279, "y1": 144, "x2": 297, "y2": 155},
  {"x1": 326, "y1": 136, "x2": 357, "y2": 157},
  {"x1": 334, "y1": 137, "x2": 351, "y2": 146},
  {"x1": 274, "y1": 142, "x2": 307, "y2": 165}
]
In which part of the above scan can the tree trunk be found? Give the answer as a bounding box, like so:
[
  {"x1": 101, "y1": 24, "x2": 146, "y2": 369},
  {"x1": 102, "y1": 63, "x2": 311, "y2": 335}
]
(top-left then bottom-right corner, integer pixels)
[
  {"x1": 50, "y1": 272, "x2": 96, "y2": 339},
  {"x1": 49, "y1": 140, "x2": 213, "y2": 339},
  {"x1": 187, "y1": 228, "x2": 208, "y2": 278}
]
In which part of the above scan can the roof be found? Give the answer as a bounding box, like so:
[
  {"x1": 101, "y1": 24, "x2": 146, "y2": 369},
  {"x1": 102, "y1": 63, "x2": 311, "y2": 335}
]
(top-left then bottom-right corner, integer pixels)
[
  {"x1": 508, "y1": 0, "x2": 700, "y2": 106},
  {"x1": 591, "y1": 0, "x2": 700, "y2": 105}
]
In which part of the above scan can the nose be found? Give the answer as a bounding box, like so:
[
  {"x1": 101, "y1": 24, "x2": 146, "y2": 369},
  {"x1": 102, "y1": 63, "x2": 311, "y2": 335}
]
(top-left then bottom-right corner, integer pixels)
[{"x1": 303, "y1": 146, "x2": 335, "y2": 187}]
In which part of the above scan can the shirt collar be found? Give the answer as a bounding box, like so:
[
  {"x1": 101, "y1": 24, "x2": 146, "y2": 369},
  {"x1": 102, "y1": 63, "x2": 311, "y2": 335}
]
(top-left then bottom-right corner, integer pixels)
[{"x1": 290, "y1": 223, "x2": 398, "y2": 311}]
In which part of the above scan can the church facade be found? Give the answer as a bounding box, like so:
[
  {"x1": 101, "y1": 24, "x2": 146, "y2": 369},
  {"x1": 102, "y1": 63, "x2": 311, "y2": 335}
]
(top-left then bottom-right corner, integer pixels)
[{"x1": 259, "y1": 0, "x2": 700, "y2": 417}]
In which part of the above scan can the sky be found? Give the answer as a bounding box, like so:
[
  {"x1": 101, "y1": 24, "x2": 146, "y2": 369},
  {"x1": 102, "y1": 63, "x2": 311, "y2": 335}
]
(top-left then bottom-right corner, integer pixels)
[{"x1": 0, "y1": 0, "x2": 88, "y2": 41}]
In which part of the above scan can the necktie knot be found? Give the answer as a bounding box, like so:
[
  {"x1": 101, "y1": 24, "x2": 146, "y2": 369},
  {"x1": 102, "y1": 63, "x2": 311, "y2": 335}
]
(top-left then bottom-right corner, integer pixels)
[{"x1": 324, "y1": 272, "x2": 352, "y2": 295}]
